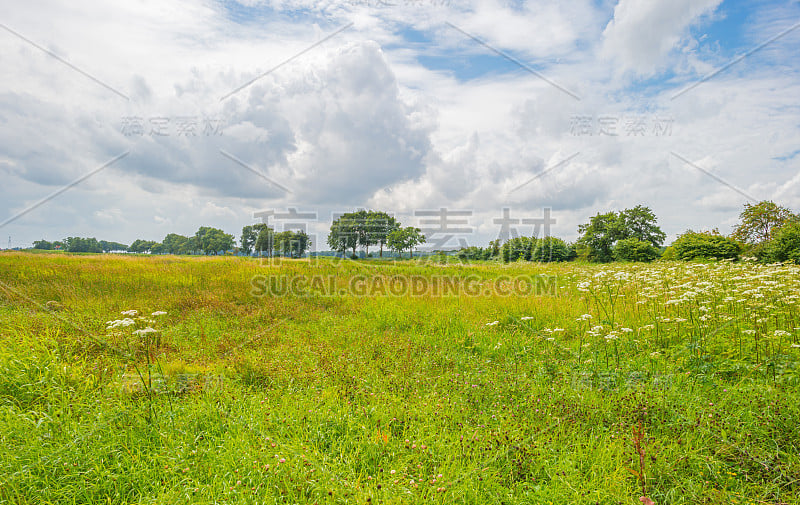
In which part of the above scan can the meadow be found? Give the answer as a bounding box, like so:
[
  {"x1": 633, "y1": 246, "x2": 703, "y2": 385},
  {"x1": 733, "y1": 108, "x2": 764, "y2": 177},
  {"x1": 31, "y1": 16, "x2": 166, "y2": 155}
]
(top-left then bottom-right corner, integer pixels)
[{"x1": 0, "y1": 251, "x2": 798, "y2": 504}]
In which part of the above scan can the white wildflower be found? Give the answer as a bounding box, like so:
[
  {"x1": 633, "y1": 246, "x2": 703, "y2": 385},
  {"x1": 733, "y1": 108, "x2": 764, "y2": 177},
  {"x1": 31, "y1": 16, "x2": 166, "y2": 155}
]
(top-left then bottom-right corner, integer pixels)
[{"x1": 106, "y1": 318, "x2": 136, "y2": 329}]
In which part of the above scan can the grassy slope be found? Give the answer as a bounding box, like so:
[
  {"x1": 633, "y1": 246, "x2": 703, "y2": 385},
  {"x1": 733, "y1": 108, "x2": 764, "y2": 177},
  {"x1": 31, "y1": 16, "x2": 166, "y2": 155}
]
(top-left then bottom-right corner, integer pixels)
[{"x1": 0, "y1": 252, "x2": 798, "y2": 504}]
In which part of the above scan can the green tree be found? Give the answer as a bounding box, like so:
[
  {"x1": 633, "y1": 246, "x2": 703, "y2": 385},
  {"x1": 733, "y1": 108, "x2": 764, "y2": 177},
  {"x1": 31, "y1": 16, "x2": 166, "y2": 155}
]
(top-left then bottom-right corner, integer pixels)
[
  {"x1": 387, "y1": 227, "x2": 426, "y2": 259},
  {"x1": 367, "y1": 211, "x2": 399, "y2": 257},
  {"x1": 33, "y1": 240, "x2": 53, "y2": 250},
  {"x1": 613, "y1": 238, "x2": 660, "y2": 262},
  {"x1": 488, "y1": 239, "x2": 501, "y2": 259},
  {"x1": 162, "y1": 233, "x2": 191, "y2": 254},
  {"x1": 619, "y1": 205, "x2": 666, "y2": 247},
  {"x1": 98, "y1": 240, "x2": 128, "y2": 252},
  {"x1": 501, "y1": 236, "x2": 535, "y2": 263},
  {"x1": 129, "y1": 239, "x2": 157, "y2": 253},
  {"x1": 578, "y1": 205, "x2": 665, "y2": 262},
  {"x1": 532, "y1": 237, "x2": 575, "y2": 262},
  {"x1": 577, "y1": 212, "x2": 623, "y2": 262},
  {"x1": 241, "y1": 224, "x2": 273, "y2": 255},
  {"x1": 351, "y1": 210, "x2": 373, "y2": 256},
  {"x1": 63, "y1": 237, "x2": 103, "y2": 253},
  {"x1": 254, "y1": 226, "x2": 275, "y2": 257},
  {"x1": 194, "y1": 227, "x2": 234, "y2": 255},
  {"x1": 328, "y1": 214, "x2": 360, "y2": 257},
  {"x1": 762, "y1": 221, "x2": 800, "y2": 263},
  {"x1": 290, "y1": 230, "x2": 311, "y2": 258},
  {"x1": 273, "y1": 230, "x2": 311, "y2": 258},
  {"x1": 732, "y1": 201, "x2": 797, "y2": 244},
  {"x1": 327, "y1": 210, "x2": 399, "y2": 258}
]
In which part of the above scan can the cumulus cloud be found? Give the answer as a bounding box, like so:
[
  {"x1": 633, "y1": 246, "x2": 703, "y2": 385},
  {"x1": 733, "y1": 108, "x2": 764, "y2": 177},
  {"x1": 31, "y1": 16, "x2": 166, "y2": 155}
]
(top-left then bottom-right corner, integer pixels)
[
  {"x1": 601, "y1": 0, "x2": 723, "y2": 77},
  {"x1": 1, "y1": 0, "x2": 798, "y2": 248}
]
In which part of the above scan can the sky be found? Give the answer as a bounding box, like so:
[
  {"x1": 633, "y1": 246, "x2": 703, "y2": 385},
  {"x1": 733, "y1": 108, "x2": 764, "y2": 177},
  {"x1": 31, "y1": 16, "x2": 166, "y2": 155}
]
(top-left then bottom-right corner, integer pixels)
[{"x1": 1, "y1": 0, "x2": 799, "y2": 252}]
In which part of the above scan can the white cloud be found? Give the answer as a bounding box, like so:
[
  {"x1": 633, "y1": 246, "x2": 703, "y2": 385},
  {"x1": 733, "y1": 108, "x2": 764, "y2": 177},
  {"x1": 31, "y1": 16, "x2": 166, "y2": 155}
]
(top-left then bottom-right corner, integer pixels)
[
  {"x1": 601, "y1": 0, "x2": 723, "y2": 77},
  {"x1": 0, "y1": 0, "x2": 798, "y2": 249}
]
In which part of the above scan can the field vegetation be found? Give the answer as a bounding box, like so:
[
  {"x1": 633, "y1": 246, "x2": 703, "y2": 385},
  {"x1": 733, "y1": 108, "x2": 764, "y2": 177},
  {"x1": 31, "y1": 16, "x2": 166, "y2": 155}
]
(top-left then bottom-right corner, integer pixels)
[{"x1": 0, "y1": 252, "x2": 798, "y2": 504}]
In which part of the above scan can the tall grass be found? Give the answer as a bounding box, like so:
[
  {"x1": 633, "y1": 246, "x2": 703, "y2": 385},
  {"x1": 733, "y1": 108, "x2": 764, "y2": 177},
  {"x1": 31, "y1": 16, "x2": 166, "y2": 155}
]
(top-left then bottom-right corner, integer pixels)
[{"x1": 0, "y1": 251, "x2": 798, "y2": 504}]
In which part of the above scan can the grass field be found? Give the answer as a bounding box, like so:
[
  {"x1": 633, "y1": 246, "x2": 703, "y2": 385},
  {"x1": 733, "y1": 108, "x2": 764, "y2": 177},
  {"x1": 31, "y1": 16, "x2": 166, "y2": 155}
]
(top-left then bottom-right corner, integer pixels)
[{"x1": 0, "y1": 251, "x2": 798, "y2": 504}]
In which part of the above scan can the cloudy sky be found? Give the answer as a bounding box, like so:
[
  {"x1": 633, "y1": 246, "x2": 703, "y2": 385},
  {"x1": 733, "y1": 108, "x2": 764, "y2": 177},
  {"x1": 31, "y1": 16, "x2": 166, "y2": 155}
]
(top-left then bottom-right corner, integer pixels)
[{"x1": 1, "y1": 0, "x2": 799, "y2": 251}]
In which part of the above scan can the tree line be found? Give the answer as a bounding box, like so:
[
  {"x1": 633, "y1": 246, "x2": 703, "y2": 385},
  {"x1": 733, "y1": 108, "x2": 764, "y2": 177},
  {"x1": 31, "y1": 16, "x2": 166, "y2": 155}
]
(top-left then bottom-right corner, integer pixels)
[
  {"x1": 457, "y1": 201, "x2": 800, "y2": 264},
  {"x1": 33, "y1": 227, "x2": 236, "y2": 256},
  {"x1": 29, "y1": 201, "x2": 800, "y2": 263}
]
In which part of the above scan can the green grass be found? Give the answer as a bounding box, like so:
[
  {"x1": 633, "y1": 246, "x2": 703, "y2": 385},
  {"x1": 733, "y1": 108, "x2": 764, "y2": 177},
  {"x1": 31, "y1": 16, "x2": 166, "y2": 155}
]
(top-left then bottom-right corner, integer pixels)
[{"x1": 0, "y1": 252, "x2": 798, "y2": 504}]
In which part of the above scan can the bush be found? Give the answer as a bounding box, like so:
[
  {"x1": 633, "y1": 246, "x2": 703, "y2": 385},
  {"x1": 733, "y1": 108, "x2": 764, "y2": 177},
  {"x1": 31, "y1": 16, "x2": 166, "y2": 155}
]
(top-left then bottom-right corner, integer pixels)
[
  {"x1": 531, "y1": 237, "x2": 575, "y2": 262},
  {"x1": 762, "y1": 221, "x2": 800, "y2": 263},
  {"x1": 613, "y1": 238, "x2": 660, "y2": 262},
  {"x1": 661, "y1": 246, "x2": 676, "y2": 260},
  {"x1": 671, "y1": 231, "x2": 741, "y2": 260}
]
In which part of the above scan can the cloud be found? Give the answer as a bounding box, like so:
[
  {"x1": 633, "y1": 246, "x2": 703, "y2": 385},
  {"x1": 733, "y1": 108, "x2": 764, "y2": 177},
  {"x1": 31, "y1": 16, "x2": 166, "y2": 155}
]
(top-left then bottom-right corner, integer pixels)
[
  {"x1": 601, "y1": 0, "x2": 723, "y2": 78},
  {"x1": 1, "y1": 0, "x2": 799, "y2": 249}
]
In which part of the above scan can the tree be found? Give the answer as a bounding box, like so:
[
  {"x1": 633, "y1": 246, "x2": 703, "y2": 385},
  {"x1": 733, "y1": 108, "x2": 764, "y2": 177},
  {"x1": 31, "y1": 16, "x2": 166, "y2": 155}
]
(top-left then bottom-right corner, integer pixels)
[
  {"x1": 241, "y1": 224, "x2": 272, "y2": 255},
  {"x1": 671, "y1": 230, "x2": 741, "y2": 260},
  {"x1": 577, "y1": 206, "x2": 665, "y2": 262},
  {"x1": 613, "y1": 238, "x2": 660, "y2": 262},
  {"x1": 254, "y1": 226, "x2": 275, "y2": 257},
  {"x1": 577, "y1": 212, "x2": 623, "y2": 262},
  {"x1": 619, "y1": 205, "x2": 666, "y2": 247},
  {"x1": 273, "y1": 230, "x2": 311, "y2": 258},
  {"x1": 368, "y1": 211, "x2": 399, "y2": 257},
  {"x1": 129, "y1": 239, "x2": 157, "y2": 253},
  {"x1": 762, "y1": 221, "x2": 800, "y2": 263},
  {"x1": 162, "y1": 233, "x2": 191, "y2": 254},
  {"x1": 194, "y1": 227, "x2": 234, "y2": 255},
  {"x1": 387, "y1": 227, "x2": 426, "y2": 259},
  {"x1": 98, "y1": 240, "x2": 128, "y2": 252},
  {"x1": 33, "y1": 240, "x2": 53, "y2": 250},
  {"x1": 500, "y1": 236, "x2": 535, "y2": 263},
  {"x1": 732, "y1": 201, "x2": 797, "y2": 244},
  {"x1": 327, "y1": 210, "x2": 399, "y2": 258},
  {"x1": 351, "y1": 210, "x2": 374, "y2": 256},
  {"x1": 328, "y1": 214, "x2": 360, "y2": 257},
  {"x1": 290, "y1": 230, "x2": 311, "y2": 258},
  {"x1": 488, "y1": 239, "x2": 501, "y2": 258},
  {"x1": 64, "y1": 237, "x2": 103, "y2": 253},
  {"x1": 532, "y1": 237, "x2": 576, "y2": 262}
]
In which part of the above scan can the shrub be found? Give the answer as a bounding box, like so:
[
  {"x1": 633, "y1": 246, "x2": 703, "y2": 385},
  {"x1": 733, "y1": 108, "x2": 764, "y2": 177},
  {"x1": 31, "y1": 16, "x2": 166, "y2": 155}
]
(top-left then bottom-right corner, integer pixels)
[
  {"x1": 762, "y1": 221, "x2": 800, "y2": 263},
  {"x1": 671, "y1": 230, "x2": 741, "y2": 260},
  {"x1": 613, "y1": 238, "x2": 660, "y2": 262}
]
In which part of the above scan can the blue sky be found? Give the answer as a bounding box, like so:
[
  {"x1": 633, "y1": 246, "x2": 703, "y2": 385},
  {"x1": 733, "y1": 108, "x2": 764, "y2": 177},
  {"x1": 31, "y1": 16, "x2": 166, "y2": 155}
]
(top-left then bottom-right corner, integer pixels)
[{"x1": 1, "y1": 0, "x2": 799, "y2": 249}]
